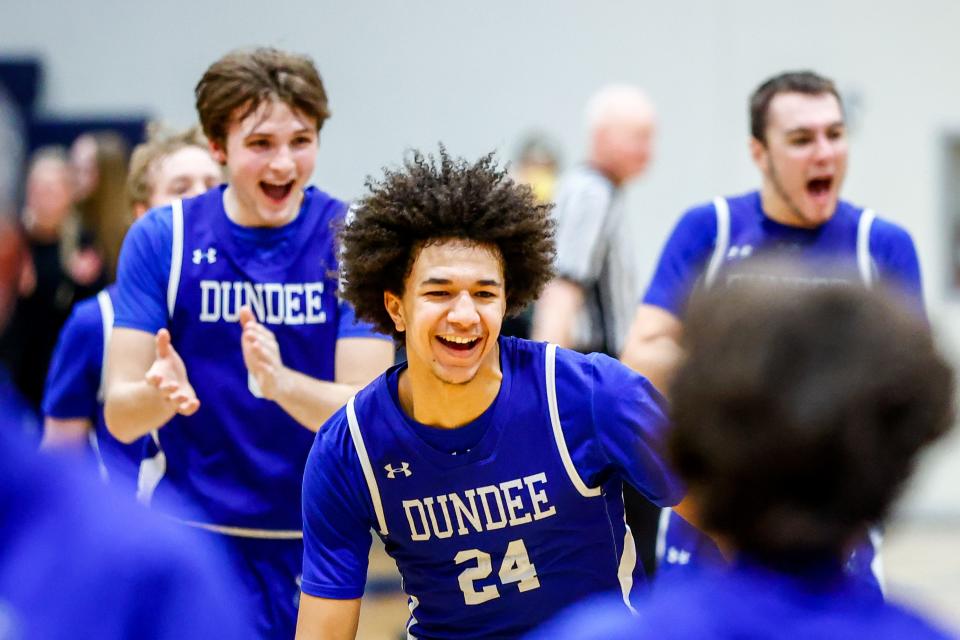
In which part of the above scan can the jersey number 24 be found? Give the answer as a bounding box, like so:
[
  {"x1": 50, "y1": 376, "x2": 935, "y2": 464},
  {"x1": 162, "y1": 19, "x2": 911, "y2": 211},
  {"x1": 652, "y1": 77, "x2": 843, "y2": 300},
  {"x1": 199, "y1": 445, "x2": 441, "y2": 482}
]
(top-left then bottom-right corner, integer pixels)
[{"x1": 454, "y1": 538, "x2": 540, "y2": 605}]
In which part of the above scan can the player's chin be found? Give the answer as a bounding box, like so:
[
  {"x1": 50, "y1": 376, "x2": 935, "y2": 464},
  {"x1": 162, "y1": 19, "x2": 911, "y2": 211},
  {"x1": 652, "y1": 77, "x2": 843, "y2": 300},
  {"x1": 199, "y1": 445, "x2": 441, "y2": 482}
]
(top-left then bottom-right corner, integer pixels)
[{"x1": 801, "y1": 198, "x2": 838, "y2": 226}]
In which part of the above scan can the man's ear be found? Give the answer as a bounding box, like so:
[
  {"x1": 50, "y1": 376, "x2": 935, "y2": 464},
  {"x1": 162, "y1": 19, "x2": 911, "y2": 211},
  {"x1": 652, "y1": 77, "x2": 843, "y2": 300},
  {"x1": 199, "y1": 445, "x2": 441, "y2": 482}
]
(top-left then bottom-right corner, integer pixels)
[
  {"x1": 749, "y1": 137, "x2": 767, "y2": 173},
  {"x1": 384, "y1": 291, "x2": 405, "y2": 333},
  {"x1": 208, "y1": 139, "x2": 227, "y2": 165}
]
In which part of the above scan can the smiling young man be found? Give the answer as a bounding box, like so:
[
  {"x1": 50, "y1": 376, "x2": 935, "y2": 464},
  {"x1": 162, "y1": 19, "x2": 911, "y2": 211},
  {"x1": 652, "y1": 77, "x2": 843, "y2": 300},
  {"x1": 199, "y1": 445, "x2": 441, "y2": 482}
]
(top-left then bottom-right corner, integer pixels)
[
  {"x1": 619, "y1": 71, "x2": 924, "y2": 591},
  {"x1": 104, "y1": 49, "x2": 393, "y2": 639},
  {"x1": 295, "y1": 150, "x2": 689, "y2": 640}
]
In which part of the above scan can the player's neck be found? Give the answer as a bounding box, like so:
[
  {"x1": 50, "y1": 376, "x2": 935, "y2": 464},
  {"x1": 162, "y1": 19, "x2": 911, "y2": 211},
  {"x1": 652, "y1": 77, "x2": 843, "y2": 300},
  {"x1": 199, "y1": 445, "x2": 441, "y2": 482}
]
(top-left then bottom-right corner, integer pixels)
[
  {"x1": 758, "y1": 183, "x2": 812, "y2": 229},
  {"x1": 398, "y1": 351, "x2": 503, "y2": 430}
]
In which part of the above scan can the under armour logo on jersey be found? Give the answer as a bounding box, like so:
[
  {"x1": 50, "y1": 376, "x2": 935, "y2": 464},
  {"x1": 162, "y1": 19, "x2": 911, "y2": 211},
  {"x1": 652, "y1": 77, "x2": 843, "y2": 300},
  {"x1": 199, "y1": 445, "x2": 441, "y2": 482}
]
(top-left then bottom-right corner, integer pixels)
[
  {"x1": 665, "y1": 546, "x2": 691, "y2": 565},
  {"x1": 726, "y1": 245, "x2": 753, "y2": 259},
  {"x1": 193, "y1": 247, "x2": 217, "y2": 264},
  {"x1": 384, "y1": 462, "x2": 412, "y2": 478}
]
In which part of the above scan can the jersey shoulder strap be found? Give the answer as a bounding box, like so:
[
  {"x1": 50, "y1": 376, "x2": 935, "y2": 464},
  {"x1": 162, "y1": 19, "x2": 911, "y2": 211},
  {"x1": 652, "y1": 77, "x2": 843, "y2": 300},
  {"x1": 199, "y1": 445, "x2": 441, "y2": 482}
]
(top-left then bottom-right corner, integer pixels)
[{"x1": 703, "y1": 196, "x2": 731, "y2": 289}]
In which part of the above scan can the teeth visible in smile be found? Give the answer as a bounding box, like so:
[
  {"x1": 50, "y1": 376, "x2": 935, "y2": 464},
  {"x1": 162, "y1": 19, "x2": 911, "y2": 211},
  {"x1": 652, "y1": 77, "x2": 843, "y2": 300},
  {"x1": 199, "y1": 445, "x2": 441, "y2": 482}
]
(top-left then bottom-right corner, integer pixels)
[{"x1": 440, "y1": 336, "x2": 478, "y2": 344}]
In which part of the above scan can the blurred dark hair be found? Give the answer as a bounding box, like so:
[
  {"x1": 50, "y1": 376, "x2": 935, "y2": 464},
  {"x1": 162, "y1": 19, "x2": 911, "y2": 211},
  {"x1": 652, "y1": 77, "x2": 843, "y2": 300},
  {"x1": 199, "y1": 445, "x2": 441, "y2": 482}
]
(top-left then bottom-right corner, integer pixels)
[
  {"x1": 750, "y1": 71, "x2": 842, "y2": 144},
  {"x1": 669, "y1": 269, "x2": 955, "y2": 566},
  {"x1": 340, "y1": 147, "x2": 556, "y2": 339}
]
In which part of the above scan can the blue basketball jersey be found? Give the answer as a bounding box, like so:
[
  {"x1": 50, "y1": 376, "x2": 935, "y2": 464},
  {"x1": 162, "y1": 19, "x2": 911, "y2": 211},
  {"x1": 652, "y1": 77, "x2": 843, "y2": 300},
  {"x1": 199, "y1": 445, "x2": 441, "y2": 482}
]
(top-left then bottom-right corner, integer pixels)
[
  {"x1": 523, "y1": 557, "x2": 953, "y2": 640},
  {"x1": 42, "y1": 285, "x2": 146, "y2": 491},
  {"x1": 644, "y1": 191, "x2": 924, "y2": 593},
  {"x1": 302, "y1": 337, "x2": 683, "y2": 639},
  {"x1": 115, "y1": 185, "x2": 369, "y2": 531},
  {"x1": 643, "y1": 191, "x2": 924, "y2": 318}
]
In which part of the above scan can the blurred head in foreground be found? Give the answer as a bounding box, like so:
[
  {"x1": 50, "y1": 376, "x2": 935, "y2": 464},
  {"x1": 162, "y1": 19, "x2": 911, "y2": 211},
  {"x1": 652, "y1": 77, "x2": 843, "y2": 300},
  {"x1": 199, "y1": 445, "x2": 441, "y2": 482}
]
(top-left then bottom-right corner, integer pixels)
[{"x1": 670, "y1": 267, "x2": 955, "y2": 568}]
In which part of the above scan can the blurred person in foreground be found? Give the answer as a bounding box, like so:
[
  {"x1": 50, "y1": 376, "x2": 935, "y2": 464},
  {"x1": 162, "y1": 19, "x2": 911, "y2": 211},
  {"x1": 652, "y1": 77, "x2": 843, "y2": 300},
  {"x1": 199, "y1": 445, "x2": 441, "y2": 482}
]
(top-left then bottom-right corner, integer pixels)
[
  {"x1": 622, "y1": 70, "x2": 922, "y2": 589},
  {"x1": 0, "y1": 92, "x2": 253, "y2": 640},
  {"x1": 532, "y1": 84, "x2": 662, "y2": 576},
  {"x1": 526, "y1": 273, "x2": 956, "y2": 640},
  {"x1": 40, "y1": 124, "x2": 222, "y2": 494}
]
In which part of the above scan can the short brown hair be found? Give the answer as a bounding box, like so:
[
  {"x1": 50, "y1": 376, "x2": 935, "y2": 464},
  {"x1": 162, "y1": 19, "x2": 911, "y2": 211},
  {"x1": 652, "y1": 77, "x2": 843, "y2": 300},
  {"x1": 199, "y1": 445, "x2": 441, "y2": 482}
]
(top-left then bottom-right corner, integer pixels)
[
  {"x1": 195, "y1": 47, "x2": 330, "y2": 149},
  {"x1": 750, "y1": 71, "x2": 841, "y2": 144},
  {"x1": 126, "y1": 122, "x2": 209, "y2": 210}
]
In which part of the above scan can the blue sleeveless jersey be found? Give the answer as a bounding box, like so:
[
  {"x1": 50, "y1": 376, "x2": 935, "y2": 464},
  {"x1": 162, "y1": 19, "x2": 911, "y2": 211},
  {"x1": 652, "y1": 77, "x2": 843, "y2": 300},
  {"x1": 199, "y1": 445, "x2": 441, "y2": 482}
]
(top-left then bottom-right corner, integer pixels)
[
  {"x1": 302, "y1": 337, "x2": 684, "y2": 639},
  {"x1": 644, "y1": 191, "x2": 924, "y2": 318},
  {"x1": 116, "y1": 185, "x2": 356, "y2": 530},
  {"x1": 42, "y1": 285, "x2": 146, "y2": 492},
  {"x1": 644, "y1": 191, "x2": 924, "y2": 593}
]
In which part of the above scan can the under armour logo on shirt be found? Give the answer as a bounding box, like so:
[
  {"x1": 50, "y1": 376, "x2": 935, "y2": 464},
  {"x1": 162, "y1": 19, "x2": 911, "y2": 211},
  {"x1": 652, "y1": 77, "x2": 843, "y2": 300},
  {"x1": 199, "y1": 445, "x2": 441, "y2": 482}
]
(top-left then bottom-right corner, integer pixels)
[
  {"x1": 384, "y1": 462, "x2": 412, "y2": 478},
  {"x1": 193, "y1": 247, "x2": 217, "y2": 264},
  {"x1": 726, "y1": 245, "x2": 753, "y2": 259},
  {"x1": 665, "y1": 546, "x2": 691, "y2": 565}
]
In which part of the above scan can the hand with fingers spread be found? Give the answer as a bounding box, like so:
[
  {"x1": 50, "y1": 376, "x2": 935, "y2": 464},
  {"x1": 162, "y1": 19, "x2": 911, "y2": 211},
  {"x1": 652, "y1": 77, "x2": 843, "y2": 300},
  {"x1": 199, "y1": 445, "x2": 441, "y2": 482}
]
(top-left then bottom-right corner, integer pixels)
[
  {"x1": 145, "y1": 328, "x2": 200, "y2": 416},
  {"x1": 240, "y1": 307, "x2": 289, "y2": 401}
]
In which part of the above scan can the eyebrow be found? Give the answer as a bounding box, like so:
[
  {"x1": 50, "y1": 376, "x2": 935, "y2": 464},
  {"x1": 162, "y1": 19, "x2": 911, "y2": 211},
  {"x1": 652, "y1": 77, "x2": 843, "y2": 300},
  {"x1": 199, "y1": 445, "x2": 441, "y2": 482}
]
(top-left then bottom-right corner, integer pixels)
[
  {"x1": 784, "y1": 121, "x2": 845, "y2": 135},
  {"x1": 421, "y1": 277, "x2": 502, "y2": 287},
  {"x1": 243, "y1": 126, "x2": 314, "y2": 139}
]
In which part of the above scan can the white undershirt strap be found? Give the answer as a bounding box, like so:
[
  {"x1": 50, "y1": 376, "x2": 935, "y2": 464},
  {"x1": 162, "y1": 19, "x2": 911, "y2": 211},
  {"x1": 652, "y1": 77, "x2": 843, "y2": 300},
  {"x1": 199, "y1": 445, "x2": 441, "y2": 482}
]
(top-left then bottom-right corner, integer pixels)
[{"x1": 705, "y1": 196, "x2": 730, "y2": 289}]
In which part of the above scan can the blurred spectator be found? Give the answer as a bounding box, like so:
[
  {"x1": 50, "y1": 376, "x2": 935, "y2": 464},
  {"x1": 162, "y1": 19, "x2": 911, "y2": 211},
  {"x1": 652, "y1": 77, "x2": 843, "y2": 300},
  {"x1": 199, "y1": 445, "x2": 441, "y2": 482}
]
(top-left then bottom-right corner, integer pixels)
[
  {"x1": 1, "y1": 147, "x2": 105, "y2": 417},
  {"x1": 72, "y1": 131, "x2": 131, "y2": 279},
  {"x1": 503, "y1": 132, "x2": 562, "y2": 339},
  {"x1": 0, "y1": 86, "x2": 24, "y2": 217},
  {"x1": 533, "y1": 84, "x2": 655, "y2": 355},
  {"x1": 511, "y1": 132, "x2": 561, "y2": 205}
]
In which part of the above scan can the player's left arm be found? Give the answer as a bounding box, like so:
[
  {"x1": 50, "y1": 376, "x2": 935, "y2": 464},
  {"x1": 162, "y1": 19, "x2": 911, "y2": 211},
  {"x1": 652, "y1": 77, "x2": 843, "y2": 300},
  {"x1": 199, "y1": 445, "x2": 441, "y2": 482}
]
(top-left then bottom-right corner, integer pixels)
[
  {"x1": 583, "y1": 353, "x2": 686, "y2": 507},
  {"x1": 584, "y1": 356, "x2": 725, "y2": 546},
  {"x1": 871, "y1": 219, "x2": 925, "y2": 315},
  {"x1": 40, "y1": 302, "x2": 100, "y2": 450},
  {"x1": 239, "y1": 308, "x2": 393, "y2": 431}
]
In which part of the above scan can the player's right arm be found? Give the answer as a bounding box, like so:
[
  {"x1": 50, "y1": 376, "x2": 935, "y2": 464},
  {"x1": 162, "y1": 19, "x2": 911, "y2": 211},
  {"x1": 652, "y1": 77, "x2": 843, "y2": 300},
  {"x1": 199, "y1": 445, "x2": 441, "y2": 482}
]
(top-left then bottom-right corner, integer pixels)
[
  {"x1": 295, "y1": 595, "x2": 360, "y2": 640},
  {"x1": 619, "y1": 205, "x2": 717, "y2": 394},
  {"x1": 619, "y1": 305, "x2": 683, "y2": 396},
  {"x1": 106, "y1": 327, "x2": 199, "y2": 442},
  {"x1": 298, "y1": 410, "x2": 375, "y2": 639},
  {"x1": 104, "y1": 208, "x2": 198, "y2": 443}
]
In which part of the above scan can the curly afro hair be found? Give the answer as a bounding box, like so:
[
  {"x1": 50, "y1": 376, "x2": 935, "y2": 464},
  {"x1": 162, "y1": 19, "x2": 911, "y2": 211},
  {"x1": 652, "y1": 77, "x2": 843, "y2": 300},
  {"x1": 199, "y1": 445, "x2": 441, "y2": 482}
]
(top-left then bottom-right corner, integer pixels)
[
  {"x1": 340, "y1": 147, "x2": 556, "y2": 339},
  {"x1": 670, "y1": 271, "x2": 954, "y2": 567}
]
